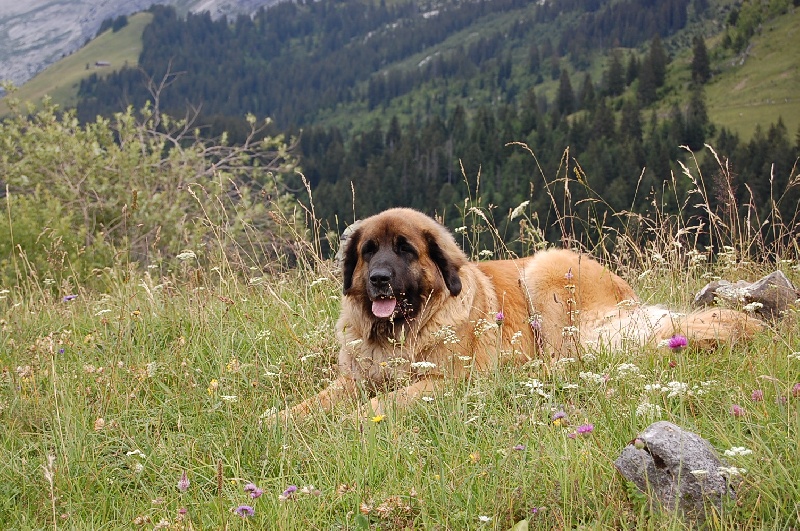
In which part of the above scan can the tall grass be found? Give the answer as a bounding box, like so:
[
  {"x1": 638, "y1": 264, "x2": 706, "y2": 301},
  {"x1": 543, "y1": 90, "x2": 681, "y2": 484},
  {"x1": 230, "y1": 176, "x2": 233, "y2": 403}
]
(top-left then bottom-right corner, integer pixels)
[{"x1": 0, "y1": 140, "x2": 798, "y2": 529}]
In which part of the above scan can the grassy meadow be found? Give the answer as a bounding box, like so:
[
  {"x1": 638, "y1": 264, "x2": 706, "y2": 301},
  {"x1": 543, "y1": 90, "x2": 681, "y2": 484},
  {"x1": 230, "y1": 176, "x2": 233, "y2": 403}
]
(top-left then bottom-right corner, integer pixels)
[{"x1": 2, "y1": 163, "x2": 799, "y2": 530}]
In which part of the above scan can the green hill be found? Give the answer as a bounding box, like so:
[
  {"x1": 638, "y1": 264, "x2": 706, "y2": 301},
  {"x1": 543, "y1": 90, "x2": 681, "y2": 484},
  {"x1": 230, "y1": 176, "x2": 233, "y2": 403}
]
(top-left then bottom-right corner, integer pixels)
[
  {"x1": 705, "y1": 8, "x2": 800, "y2": 140},
  {"x1": 0, "y1": 12, "x2": 151, "y2": 114}
]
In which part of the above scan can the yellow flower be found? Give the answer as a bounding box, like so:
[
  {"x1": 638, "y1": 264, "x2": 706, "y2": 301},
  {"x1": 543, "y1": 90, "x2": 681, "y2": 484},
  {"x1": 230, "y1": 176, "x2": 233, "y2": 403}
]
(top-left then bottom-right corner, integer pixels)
[
  {"x1": 370, "y1": 415, "x2": 386, "y2": 423},
  {"x1": 553, "y1": 418, "x2": 565, "y2": 427},
  {"x1": 469, "y1": 451, "x2": 481, "y2": 463},
  {"x1": 207, "y1": 379, "x2": 219, "y2": 395}
]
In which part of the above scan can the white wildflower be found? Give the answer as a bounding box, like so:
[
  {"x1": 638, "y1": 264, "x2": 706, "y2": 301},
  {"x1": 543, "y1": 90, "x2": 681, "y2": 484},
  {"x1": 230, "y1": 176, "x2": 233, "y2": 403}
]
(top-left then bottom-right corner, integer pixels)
[
  {"x1": 636, "y1": 402, "x2": 663, "y2": 418},
  {"x1": 616, "y1": 363, "x2": 642, "y2": 378},
  {"x1": 433, "y1": 325, "x2": 460, "y2": 344},
  {"x1": 473, "y1": 318, "x2": 498, "y2": 336},
  {"x1": 561, "y1": 326, "x2": 579, "y2": 338},
  {"x1": 579, "y1": 371, "x2": 607, "y2": 385},
  {"x1": 510, "y1": 330, "x2": 523, "y2": 345},
  {"x1": 478, "y1": 249, "x2": 494, "y2": 258},
  {"x1": 146, "y1": 362, "x2": 158, "y2": 378},
  {"x1": 510, "y1": 200, "x2": 530, "y2": 221},
  {"x1": 742, "y1": 301, "x2": 763, "y2": 313},
  {"x1": 718, "y1": 466, "x2": 747, "y2": 479},
  {"x1": 221, "y1": 395, "x2": 238, "y2": 402},
  {"x1": 410, "y1": 361, "x2": 437, "y2": 371},
  {"x1": 788, "y1": 352, "x2": 800, "y2": 361},
  {"x1": 300, "y1": 352, "x2": 321, "y2": 362},
  {"x1": 310, "y1": 277, "x2": 329, "y2": 287},
  {"x1": 723, "y1": 446, "x2": 752, "y2": 457},
  {"x1": 478, "y1": 515, "x2": 492, "y2": 523},
  {"x1": 176, "y1": 250, "x2": 196, "y2": 261},
  {"x1": 454, "y1": 226, "x2": 467, "y2": 234},
  {"x1": 665, "y1": 381, "x2": 689, "y2": 398}
]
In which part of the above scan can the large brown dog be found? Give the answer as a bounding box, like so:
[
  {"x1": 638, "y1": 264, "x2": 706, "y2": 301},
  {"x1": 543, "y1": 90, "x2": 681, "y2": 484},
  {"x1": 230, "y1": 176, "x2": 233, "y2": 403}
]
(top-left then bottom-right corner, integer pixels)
[{"x1": 283, "y1": 208, "x2": 763, "y2": 418}]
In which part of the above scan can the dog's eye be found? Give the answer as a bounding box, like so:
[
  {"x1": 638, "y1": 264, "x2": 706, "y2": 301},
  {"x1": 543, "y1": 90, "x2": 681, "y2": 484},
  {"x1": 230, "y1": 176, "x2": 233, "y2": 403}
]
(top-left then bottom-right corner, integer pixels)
[
  {"x1": 396, "y1": 238, "x2": 417, "y2": 257},
  {"x1": 361, "y1": 240, "x2": 378, "y2": 259}
]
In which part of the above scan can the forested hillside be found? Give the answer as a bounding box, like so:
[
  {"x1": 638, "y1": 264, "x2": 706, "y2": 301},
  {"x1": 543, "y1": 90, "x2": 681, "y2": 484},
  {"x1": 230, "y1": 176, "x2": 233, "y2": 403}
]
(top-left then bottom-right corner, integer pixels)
[{"x1": 71, "y1": 0, "x2": 800, "y2": 248}]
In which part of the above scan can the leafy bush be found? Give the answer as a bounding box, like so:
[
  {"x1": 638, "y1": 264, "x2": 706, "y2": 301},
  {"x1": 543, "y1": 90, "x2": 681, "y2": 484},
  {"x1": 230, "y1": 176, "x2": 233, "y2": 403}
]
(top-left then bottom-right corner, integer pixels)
[{"x1": 0, "y1": 93, "x2": 301, "y2": 290}]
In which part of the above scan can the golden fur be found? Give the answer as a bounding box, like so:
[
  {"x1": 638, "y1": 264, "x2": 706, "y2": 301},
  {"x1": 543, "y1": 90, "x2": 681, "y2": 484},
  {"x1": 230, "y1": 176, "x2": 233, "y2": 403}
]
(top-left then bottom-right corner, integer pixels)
[{"x1": 283, "y1": 208, "x2": 763, "y2": 418}]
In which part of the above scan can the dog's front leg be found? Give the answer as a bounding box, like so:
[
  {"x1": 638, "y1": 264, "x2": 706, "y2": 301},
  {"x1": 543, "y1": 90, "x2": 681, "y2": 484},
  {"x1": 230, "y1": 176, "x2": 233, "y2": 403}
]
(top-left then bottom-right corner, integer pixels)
[
  {"x1": 281, "y1": 375, "x2": 359, "y2": 421},
  {"x1": 366, "y1": 378, "x2": 441, "y2": 417}
]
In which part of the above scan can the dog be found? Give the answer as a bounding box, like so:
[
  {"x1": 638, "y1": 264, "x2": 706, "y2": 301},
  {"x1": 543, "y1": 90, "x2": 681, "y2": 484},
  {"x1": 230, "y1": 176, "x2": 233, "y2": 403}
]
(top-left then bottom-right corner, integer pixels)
[{"x1": 282, "y1": 208, "x2": 763, "y2": 418}]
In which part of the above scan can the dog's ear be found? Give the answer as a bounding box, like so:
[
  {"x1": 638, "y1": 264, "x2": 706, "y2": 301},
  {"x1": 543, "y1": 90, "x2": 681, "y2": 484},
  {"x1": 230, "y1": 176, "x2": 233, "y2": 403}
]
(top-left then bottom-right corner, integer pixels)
[
  {"x1": 425, "y1": 229, "x2": 464, "y2": 297},
  {"x1": 341, "y1": 225, "x2": 362, "y2": 294}
]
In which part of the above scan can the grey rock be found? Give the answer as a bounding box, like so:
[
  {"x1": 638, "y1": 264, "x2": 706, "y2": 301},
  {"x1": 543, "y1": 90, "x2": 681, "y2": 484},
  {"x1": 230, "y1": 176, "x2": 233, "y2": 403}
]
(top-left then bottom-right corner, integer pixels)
[
  {"x1": 333, "y1": 220, "x2": 362, "y2": 270},
  {"x1": 693, "y1": 270, "x2": 798, "y2": 319},
  {"x1": 614, "y1": 421, "x2": 735, "y2": 521}
]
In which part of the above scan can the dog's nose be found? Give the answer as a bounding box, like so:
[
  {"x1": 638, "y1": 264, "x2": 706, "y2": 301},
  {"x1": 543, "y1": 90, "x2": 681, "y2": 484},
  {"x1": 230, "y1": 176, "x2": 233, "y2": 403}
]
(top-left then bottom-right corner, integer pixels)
[{"x1": 369, "y1": 268, "x2": 392, "y2": 286}]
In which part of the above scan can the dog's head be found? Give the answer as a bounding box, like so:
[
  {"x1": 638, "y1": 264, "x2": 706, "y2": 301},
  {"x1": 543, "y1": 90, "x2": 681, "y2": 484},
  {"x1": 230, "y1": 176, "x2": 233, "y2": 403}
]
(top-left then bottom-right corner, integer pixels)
[{"x1": 341, "y1": 208, "x2": 467, "y2": 321}]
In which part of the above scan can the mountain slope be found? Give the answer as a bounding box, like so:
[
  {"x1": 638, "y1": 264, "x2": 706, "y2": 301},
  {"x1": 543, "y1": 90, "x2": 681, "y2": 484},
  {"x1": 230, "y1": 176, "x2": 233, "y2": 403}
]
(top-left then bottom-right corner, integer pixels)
[{"x1": 0, "y1": 0, "x2": 280, "y2": 90}]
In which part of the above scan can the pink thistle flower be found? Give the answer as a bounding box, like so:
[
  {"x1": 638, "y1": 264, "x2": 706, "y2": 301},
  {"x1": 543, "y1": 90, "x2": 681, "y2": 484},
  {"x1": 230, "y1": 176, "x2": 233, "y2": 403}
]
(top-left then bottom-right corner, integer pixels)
[
  {"x1": 279, "y1": 485, "x2": 297, "y2": 501},
  {"x1": 730, "y1": 404, "x2": 745, "y2": 417},
  {"x1": 244, "y1": 482, "x2": 263, "y2": 498},
  {"x1": 792, "y1": 383, "x2": 800, "y2": 398},
  {"x1": 234, "y1": 505, "x2": 255, "y2": 517},
  {"x1": 177, "y1": 471, "x2": 189, "y2": 493},
  {"x1": 495, "y1": 311, "x2": 505, "y2": 325},
  {"x1": 667, "y1": 334, "x2": 688, "y2": 351},
  {"x1": 513, "y1": 444, "x2": 526, "y2": 451},
  {"x1": 576, "y1": 423, "x2": 594, "y2": 435},
  {"x1": 751, "y1": 389, "x2": 764, "y2": 402}
]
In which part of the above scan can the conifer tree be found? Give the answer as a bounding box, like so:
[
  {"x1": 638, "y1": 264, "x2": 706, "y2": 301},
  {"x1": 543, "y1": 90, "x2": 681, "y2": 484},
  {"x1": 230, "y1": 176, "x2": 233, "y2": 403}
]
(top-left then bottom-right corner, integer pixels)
[
  {"x1": 604, "y1": 50, "x2": 625, "y2": 96},
  {"x1": 556, "y1": 68, "x2": 575, "y2": 115},
  {"x1": 691, "y1": 36, "x2": 711, "y2": 84},
  {"x1": 649, "y1": 35, "x2": 668, "y2": 87}
]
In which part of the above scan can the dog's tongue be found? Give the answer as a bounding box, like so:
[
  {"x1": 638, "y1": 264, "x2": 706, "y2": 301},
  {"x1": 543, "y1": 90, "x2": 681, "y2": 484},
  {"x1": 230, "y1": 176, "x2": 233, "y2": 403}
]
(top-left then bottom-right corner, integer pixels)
[{"x1": 372, "y1": 298, "x2": 397, "y2": 318}]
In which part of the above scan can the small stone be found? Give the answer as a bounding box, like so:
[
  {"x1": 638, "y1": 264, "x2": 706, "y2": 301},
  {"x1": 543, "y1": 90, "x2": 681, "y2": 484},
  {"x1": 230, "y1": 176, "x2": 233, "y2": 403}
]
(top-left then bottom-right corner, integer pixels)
[
  {"x1": 614, "y1": 421, "x2": 734, "y2": 523},
  {"x1": 693, "y1": 270, "x2": 797, "y2": 319}
]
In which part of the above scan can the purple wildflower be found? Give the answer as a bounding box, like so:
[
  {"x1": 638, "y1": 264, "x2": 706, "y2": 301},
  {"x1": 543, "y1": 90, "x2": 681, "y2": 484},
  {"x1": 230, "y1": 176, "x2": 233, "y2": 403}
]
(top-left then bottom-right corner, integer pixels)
[
  {"x1": 513, "y1": 444, "x2": 526, "y2": 451},
  {"x1": 751, "y1": 389, "x2": 764, "y2": 402},
  {"x1": 576, "y1": 423, "x2": 594, "y2": 435},
  {"x1": 667, "y1": 334, "x2": 688, "y2": 351},
  {"x1": 177, "y1": 470, "x2": 189, "y2": 493},
  {"x1": 234, "y1": 505, "x2": 255, "y2": 517},
  {"x1": 63, "y1": 294, "x2": 78, "y2": 302},
  {"x1": 552, "y1": 411, "x2": 567, "y2": 421},
  {"x1": 495, "y1": 311, "x2": 505, "y2": 325},
  {"x1": 792, "y1": 383, "x2": 800, "y2": 398},
  {"x1": 178, "y1": 508, "x2": 187, "y2": 516},
  {"x1": 730, "y1": 404, "x2": 744, "y2": 417},
  {"x1": 279, "y1": 485, "x2": 297, "y2": 501},
  {"x1": 244, "y1": 482, "x2": 264, "y2": 498},
  {"x1": 564, "y1": 269, "x2": 574, "y2": 281}
]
